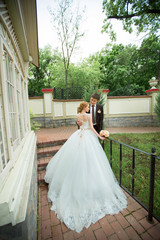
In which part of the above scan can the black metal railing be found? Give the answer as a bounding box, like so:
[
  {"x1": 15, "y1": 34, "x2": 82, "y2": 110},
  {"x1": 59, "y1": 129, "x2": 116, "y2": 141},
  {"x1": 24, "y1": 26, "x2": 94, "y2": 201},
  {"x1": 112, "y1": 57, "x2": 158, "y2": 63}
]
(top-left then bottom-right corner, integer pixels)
[
  {"x1": 53, "y1": 87, "x2": 84, "y2": 99},
  {"x1": 102, "y1": 138, "x2": 160, "y2": 223}
]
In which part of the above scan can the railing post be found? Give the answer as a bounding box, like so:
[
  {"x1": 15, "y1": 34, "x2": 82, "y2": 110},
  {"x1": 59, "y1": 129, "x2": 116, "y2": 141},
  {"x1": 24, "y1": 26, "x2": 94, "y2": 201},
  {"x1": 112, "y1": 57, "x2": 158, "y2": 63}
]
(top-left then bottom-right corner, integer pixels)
[
  {"x1": 147, "y1": 147, "x2": 156, "y2": 223},
  {"x1": 61, "y1": 88, "x2": 64, "y2": 99},
  {"x1": 132, "y1": 149, "x2": 135, "y2": 196},
  {"x1": 120, "y1": 144, "x2": 122, "y2": 186},
  {"x1": 54, "y1": 87, "x2": 56, "y2": 99}
]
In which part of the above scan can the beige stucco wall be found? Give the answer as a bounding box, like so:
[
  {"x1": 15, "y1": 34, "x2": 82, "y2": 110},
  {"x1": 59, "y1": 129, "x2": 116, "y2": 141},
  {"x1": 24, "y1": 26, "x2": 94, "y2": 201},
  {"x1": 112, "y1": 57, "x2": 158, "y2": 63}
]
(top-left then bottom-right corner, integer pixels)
[
  {"x1": 28, "y1": 98, "x2": 44, "y2": 115},
  {"x1": 29, "y1": 96, "x2": 154, "y2": 120},
  {"x1": 108, "y1": 97, "x2": 151, "y2": 115},
  {"x1": 52, "y1": 100, "x2": 82, "y2": 119},
  {"x1": 53, "y1": 102, "x2": 63, "y2": 117}
]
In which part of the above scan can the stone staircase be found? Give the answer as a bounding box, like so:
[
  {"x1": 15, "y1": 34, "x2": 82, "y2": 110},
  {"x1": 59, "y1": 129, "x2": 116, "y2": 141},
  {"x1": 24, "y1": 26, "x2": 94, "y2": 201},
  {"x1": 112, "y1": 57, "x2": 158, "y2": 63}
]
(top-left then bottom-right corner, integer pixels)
[{"x1": 37, "y1": 139, "x2": 67, "y2": 184}]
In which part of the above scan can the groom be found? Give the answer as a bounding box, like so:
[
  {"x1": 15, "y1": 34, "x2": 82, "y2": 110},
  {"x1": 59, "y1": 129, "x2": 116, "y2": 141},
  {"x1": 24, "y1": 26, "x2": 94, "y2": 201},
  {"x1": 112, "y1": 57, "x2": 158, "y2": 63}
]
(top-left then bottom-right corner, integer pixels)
[
  {"x1": 88, "y1": 93, "x2": 103, "y2": 133},
  {"x1": 77, "y1": 93, "x2": 103, "y2": 133}
]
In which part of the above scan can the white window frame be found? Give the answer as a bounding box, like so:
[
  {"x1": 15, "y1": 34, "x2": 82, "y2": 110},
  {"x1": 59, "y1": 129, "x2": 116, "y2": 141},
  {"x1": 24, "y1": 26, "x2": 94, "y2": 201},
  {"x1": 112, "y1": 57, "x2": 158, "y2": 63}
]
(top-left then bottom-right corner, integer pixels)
[
  {"x1": 5, "y1": 50, "x2": 19, "y2": 149},
  {"x1": 0, "y1": 37, "x2": 30, "y2": 185}
]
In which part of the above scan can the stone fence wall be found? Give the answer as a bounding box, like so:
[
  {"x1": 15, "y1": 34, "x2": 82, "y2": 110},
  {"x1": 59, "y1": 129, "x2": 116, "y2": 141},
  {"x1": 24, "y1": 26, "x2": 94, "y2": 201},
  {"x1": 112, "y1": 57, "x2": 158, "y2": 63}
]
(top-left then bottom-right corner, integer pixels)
[{"x1": 28, "y1": 88, "x2": 159, "y2": 128}]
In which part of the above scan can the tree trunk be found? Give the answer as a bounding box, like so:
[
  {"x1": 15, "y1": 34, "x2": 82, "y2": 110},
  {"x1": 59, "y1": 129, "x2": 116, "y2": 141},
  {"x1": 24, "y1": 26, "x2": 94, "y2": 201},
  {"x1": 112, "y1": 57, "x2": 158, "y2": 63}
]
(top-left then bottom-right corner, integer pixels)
[{"x1": 65, "y1": 68, "x2": 68, "y2": 99}]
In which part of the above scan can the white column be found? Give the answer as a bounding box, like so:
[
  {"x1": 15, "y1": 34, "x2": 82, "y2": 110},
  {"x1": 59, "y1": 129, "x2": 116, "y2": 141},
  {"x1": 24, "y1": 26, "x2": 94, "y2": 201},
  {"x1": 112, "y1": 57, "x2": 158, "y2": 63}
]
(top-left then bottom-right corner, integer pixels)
[
  {"x1": 145, "y1": 88, "x2": 159, "y2": 115},
  {"x1": 41, "y1": 88, "x2": 53, "y2": 114}
]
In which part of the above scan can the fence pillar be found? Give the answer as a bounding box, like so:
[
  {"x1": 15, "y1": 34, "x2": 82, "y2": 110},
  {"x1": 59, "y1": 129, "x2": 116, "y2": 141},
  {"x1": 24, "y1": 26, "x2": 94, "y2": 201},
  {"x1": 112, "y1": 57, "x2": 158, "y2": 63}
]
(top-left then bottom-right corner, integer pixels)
[
  {"x1": 145, "y1": 88, "x2": 159, "y2": 115},
  {"x1": 41, "y1": 88, "x2": 53, "y2": 127}
]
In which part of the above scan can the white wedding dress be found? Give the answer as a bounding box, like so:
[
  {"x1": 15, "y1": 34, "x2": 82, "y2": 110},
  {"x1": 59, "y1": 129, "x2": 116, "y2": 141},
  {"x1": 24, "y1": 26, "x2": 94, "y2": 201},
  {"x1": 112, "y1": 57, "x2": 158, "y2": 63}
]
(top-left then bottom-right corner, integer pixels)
[{"x1": 44, "y1": 114, "x2": 127, "y2": 233}]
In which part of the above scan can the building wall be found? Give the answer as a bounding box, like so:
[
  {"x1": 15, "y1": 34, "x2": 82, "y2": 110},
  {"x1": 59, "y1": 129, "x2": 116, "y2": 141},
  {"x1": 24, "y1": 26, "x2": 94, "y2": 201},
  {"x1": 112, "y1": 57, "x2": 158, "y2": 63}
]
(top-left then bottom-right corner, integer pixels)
[
  {"x1": 0, "y1": 150, "x2": 37, "y2": 240},
  {"x1": 104, "y1": 115, "x2": 158, "y2": 127},
  {"x1": 0, "y1": 1, "x2": 38, "y2": 239}
]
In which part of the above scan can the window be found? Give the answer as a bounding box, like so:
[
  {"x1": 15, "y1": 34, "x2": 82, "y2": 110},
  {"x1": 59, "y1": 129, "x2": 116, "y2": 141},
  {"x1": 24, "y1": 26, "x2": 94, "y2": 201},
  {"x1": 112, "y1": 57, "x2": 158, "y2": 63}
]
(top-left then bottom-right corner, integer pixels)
[
  {"x1": 0, "y1": 62, "x2": 9, "y2": 172},
  {"x1": 21, "y1": 78, "x2": 27, "y2": 132},
  {"x1": 0, "y1": 112, "x2": 9, "y2": 173},
  {"x1": 0, "y1": 44, "x2": 30, "y2": 172},
  {"x1": 4, "y1": 51, "x2": 19, "y2": 149},
  {"x1": 15, "y1": 68, "x2": 23, "y2": 139}
]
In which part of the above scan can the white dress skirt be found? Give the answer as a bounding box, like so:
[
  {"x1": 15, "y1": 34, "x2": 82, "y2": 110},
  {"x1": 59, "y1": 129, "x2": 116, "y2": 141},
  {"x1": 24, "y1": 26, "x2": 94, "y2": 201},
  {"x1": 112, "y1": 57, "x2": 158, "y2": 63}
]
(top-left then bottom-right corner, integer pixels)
[{"x1": 44, "y1": 115, "x2": 127, "y2": 233}]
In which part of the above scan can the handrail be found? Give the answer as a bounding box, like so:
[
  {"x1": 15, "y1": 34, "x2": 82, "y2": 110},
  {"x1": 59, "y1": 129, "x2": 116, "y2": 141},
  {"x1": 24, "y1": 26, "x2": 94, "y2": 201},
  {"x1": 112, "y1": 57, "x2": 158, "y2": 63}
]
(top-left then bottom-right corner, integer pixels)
[
  {"x1": 102, "y1": 138, "x2": 160, "y2": 223},
  {"x1": 108, "y1": 137, "x2": 152, "y2": 156}
]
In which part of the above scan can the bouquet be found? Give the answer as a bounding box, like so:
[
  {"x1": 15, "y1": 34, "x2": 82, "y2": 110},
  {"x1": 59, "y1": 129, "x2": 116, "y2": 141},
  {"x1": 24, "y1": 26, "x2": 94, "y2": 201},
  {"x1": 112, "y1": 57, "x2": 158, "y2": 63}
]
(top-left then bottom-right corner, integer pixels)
[{"x1": 100, "y1": 130, "x2": 109, "y2": 138}]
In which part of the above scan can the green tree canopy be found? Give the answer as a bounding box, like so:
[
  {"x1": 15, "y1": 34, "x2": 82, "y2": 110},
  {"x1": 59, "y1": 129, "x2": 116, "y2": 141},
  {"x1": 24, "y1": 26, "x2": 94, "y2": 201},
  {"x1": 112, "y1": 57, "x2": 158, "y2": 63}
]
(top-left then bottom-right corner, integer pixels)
[
  {"x1": 99, "y1": 35, "x2": 160, "y2": 95},
  {"x1": 28, "y1": 36, "x2": 160, "y2": 98},
  {"x1": 102, "y1": 0, "x2": 160, "y2": 40},
  {"x1": 28, "y1": 45, "x2": 63, "y2": 96},
  {"x1": 28, "y1": 47, "x2": 102, "y2": 97},
  {"x1": 136, "y1": 35, "x2": 160, "y2": 85}
]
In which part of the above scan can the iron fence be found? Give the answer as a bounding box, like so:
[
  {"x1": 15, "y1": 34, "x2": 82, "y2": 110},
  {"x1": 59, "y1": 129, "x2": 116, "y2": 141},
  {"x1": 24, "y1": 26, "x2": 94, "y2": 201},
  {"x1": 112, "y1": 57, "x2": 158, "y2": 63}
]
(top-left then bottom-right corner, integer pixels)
[
  {"x1": 102, "y1": 138, "x2": 160, "y2": 223},
  {"x1": 52, "y1": 85, "x2": 146, "y2": 99},
  {"x1": 53, "y1": 87, "x2": 84, "y2": 99}
]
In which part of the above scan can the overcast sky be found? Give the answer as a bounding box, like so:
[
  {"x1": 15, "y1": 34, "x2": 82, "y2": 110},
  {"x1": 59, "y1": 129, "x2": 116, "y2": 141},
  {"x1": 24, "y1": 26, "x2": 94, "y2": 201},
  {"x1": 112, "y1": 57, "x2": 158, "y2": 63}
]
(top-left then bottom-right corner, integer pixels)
[{"x1": 37, "y1": 0, "x2": 144, "y2": 63}]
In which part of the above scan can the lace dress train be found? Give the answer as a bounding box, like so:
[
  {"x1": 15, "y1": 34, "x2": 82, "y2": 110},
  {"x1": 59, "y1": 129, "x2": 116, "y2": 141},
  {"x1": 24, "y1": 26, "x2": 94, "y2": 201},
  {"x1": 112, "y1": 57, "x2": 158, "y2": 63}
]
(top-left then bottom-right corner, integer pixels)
[{"x1": 44, "y1": 115, "x2": 127, "y2": 233}]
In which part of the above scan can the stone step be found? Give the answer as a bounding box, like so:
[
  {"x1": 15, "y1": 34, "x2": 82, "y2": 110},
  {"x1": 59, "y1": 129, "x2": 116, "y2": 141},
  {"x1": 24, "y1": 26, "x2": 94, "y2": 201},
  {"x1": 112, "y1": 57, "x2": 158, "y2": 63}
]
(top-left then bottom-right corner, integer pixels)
[
  {"x1": 38, "y1": 156, "x2": 52, "y2": 171},
  {"x1": 37, "y1": 145, "x2": 62, "y2": 159},
  {"x1": 37, "y1": 139, "x2": 65, "y2": 184},
  {"x1": 37, "y1": 139, "x2": 67, "y2": 148},
  {"x1": 38, "y1": 170, "x2": 46, "y2": 185}
]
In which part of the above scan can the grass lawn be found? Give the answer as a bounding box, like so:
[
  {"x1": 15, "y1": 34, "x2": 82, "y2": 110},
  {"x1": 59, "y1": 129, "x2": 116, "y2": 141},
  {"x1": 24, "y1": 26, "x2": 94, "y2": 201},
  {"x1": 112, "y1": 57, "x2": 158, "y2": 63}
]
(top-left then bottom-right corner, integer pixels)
[{"x1": 103, "y1": 132, "x2": 160, "y2": 219}]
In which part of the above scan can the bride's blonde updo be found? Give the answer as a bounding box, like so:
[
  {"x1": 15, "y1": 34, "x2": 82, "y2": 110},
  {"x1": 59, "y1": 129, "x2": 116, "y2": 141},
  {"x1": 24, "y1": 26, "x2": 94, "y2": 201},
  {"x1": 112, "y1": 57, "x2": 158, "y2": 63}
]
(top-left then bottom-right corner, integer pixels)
[{"x1": 77, "y1": 101, "x2": 89, "y2": 113}]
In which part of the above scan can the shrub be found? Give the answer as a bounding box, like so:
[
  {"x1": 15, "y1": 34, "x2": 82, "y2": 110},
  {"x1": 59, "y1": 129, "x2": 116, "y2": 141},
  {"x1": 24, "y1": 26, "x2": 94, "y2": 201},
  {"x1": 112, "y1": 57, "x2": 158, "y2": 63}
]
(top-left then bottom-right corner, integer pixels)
[
  {"x1": 154, "y1": 89, "x2": 160, "y2": 126},
  {"x1": 83, "y1": 87, "x2": 105, "y2": 106},
  {"x1": 30, "y1": 110, "x2": 41, "y2": 130}
]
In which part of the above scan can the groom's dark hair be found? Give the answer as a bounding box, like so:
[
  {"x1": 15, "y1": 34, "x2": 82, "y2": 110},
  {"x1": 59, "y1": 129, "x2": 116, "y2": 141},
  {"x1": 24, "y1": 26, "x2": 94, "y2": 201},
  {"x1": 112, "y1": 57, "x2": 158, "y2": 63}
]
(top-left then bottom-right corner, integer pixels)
[{"x1": 91, "y1": 93, "x2": 100, "y2": 101}]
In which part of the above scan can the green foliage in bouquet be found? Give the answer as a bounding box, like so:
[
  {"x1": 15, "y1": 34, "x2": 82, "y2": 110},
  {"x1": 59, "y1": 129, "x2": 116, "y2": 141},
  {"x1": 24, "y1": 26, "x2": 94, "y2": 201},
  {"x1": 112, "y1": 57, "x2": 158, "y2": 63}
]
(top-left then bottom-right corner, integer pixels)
[
  {"x1": 30, "y1": 110, "x2": 41, "y2": 131},
  {"x1": 155, "y1": 88, "x2": 160, "y2": 126}
]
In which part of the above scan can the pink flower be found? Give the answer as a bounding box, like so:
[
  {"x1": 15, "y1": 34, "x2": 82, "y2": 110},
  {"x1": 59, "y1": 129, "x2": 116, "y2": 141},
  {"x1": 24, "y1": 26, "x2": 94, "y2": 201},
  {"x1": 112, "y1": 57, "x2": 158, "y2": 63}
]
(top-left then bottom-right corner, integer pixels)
[{"x1": 100, "y1": 130, "x2": 109, "y2": 138}]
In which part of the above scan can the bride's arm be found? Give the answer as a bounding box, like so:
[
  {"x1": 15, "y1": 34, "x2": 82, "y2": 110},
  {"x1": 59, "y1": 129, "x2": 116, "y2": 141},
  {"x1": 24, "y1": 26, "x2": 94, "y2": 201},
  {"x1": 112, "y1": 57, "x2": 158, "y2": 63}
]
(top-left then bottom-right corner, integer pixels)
[
  {"x1": 77, "y1": 114, "x2": 83, "y2": 125},
  {"x1": 88, "y1": 115, "x2": 105, "y2": 140},
  {"x1": 77, "y1": 114, "x2": 82, "y2": 126}
]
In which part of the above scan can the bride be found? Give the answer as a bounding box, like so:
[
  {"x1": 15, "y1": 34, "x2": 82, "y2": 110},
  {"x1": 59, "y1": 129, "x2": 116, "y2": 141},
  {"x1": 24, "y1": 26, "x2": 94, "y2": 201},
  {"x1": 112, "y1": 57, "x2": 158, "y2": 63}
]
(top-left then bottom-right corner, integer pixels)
[{"x1": 44, "y1": 101, "x2": 127, "y2": 233}]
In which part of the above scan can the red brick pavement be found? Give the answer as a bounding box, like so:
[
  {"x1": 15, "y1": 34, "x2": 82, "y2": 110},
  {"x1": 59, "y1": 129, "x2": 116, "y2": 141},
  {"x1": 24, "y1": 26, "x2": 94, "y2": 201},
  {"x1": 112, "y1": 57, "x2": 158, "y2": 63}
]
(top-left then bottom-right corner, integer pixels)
[
  {"x1": 36, "y1": 126, "x2": 160, "y2": 144},
  {"x1": 38, "y1": 184, "x2": 160, "y2": 240},
  {"x1": 36, "y1": 126, "x2": 160, "y2": 240}
]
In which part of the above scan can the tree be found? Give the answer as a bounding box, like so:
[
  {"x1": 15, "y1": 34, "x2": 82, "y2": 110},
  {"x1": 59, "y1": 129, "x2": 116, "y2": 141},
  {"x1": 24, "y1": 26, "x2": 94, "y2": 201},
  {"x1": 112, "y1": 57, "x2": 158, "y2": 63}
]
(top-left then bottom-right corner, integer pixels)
[
  {"x1": 98, "y1": 39, "x2": 160, "y2": 96},
  {"x1": 28, "y1": 46, "x2": 63, "y2": 96},
  {"x1": 98, "y1": 44, "x2": 141, "y2": 94},
  {"x1": 137, "y1": 35, "x2": 160, "y2": 83},
  {"x1": 49, "y1": 0, "x2": 84, "y2": 89},
  {"x1": 79, "y1": 54, "x2": 103, "y2": 88},
  {"x1": 102, "y1": 0, "x2": 160, "y2": 40}
]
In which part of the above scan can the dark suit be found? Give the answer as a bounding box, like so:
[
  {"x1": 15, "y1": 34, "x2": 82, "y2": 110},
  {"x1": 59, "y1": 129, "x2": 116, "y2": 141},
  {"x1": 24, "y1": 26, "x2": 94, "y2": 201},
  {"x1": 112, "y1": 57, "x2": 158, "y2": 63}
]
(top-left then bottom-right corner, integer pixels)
[{"x1": 88, "y1": 104, "x2": 103, "y2": 133}]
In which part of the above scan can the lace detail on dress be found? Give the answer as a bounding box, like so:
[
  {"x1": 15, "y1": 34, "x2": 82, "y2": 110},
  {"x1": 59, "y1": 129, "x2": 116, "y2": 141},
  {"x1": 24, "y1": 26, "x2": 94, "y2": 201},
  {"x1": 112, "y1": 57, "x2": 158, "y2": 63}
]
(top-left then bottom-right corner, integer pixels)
[
  {"x1": 48, "y1": 185, "x2": 127, "y2": 233},
  {"x1": 78, "y1": 113, "x2": 91, "y2": 138}
]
